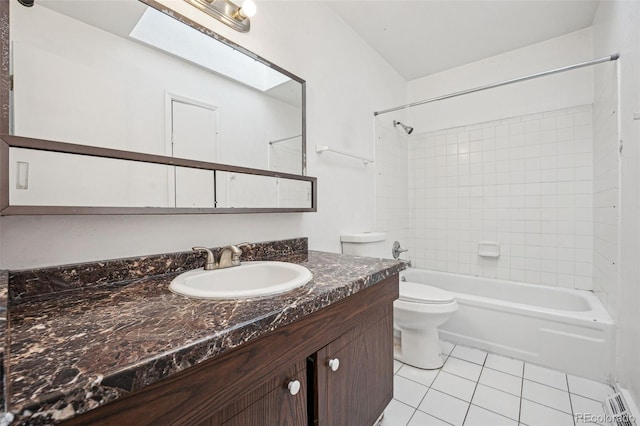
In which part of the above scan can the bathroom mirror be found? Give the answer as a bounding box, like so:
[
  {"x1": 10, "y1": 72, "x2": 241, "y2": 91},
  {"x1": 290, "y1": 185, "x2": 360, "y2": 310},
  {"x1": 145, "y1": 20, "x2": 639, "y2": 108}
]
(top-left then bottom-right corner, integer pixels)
[
  {"x1": 0, "y1": 0, "x2": 315, "y2": 214},
  {"x1": 8, "y1": 148, "x2": 311, "y2": 209},
  {"x1": 2, "y1": 136, "x2": 314, "y2": 213}
]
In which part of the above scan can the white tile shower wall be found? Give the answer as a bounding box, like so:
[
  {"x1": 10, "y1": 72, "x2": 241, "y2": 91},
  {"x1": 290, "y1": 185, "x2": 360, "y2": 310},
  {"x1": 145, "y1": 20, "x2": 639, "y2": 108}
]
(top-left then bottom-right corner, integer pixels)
[
  {"x1": 592, "y1": 62, "x2": 619, "y2": 315},
  {"x1": 375, "y1": 118, "x2": 411, "y2": 260},
  {"x1": 408, "y1": 105, "x2": 594, "y2": 290}
]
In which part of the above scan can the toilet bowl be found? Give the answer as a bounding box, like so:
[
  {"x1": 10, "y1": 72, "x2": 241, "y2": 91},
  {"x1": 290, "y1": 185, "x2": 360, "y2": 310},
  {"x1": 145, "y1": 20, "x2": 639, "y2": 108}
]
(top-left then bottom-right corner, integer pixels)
[
  {"x1": 394, "y1": 281, "x2": 458, "y2": 369},
  {"x1": 339, "y1": 231, "x2": 457, "y2": 369}
]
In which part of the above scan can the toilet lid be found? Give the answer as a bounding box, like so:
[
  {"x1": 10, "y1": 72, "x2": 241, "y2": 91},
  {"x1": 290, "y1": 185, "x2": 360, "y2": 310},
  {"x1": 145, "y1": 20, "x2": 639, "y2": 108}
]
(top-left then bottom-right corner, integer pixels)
[{"x1": 399, "y1": 282, "x2": 455, "y2": 304}]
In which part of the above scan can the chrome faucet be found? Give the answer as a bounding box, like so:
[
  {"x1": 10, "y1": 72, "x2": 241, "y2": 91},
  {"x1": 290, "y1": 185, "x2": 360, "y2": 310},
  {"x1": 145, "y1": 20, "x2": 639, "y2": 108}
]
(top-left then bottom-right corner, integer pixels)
[
  {"x1": 392, "y1": 241, "x2": 408, "y2": 259},
  {"x1": 218, "y1": 245, "x2": 243, "y2": 268},
  {"x1": 192, "y1": 247, "x2": 217, "y2": 270},
  {"x1": 193, "y1": 244, "x2": 249, "y2": 270}
]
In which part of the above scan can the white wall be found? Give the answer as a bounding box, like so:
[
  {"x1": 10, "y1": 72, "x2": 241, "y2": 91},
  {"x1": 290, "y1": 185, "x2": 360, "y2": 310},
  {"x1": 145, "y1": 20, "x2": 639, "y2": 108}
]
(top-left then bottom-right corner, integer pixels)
[
  {"x1": 407, "y1": 28, "x2": 594, "y2": 134},
  {"x1": 592, "y1": 0, "x2": 640, "y2": 406},
  {"x1": 374, "y1": 114, "x2": 410, "y2": 260},
  {"x1": 0, "y1": 1, "x2": 406, "y2": 269}
]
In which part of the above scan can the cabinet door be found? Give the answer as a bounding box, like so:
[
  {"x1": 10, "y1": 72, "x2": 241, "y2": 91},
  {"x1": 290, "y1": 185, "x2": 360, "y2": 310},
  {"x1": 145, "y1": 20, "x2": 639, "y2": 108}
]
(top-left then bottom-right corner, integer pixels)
[
  {"x1": 316, "y1": 308, "x2": 394, "y2": 426},
  {"x1": 199, "y1": 360, "x2": 307, "y2": 426}
]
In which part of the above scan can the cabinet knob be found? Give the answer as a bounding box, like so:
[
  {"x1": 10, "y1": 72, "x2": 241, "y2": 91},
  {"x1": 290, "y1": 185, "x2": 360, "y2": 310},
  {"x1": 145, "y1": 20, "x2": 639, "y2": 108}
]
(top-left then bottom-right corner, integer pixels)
[
  {"x1": 287, "y1": 380, "x2": 301, "y2": 395},
  {"x1": 328, "y1": 358, "x2": 340, "y2": 371}
]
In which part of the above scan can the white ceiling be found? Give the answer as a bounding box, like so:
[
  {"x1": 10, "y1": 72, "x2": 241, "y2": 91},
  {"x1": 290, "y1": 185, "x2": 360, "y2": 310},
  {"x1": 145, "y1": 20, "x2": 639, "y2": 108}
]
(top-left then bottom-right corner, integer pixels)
[{"x1": 326, "y1": 0, "x2": 600, "y2": 81}]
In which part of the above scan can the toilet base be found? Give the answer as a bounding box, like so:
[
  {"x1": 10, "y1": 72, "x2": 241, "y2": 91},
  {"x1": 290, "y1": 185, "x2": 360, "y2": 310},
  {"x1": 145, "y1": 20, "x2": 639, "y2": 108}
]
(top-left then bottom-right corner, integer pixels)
[{"x1": 394, "y1": 327, "x2": 444, "y2": 369}]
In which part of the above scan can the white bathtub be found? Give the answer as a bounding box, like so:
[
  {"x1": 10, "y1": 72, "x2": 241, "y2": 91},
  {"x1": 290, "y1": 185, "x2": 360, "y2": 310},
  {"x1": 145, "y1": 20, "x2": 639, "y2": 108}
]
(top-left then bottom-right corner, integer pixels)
[{"x1": 401, "y1": 269, "x2": 615, "y2": 383}]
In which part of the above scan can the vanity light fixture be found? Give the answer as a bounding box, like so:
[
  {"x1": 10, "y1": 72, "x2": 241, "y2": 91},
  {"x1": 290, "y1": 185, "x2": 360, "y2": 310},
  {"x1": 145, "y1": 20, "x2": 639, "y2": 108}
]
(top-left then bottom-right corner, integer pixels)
[{"x1": 184, "y1": 0, "x2": 257, "y2": 33}]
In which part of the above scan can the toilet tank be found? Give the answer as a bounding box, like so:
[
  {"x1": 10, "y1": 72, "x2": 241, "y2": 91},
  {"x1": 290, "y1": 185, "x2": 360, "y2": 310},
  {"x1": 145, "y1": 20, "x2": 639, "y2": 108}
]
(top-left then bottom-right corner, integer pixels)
[{"x1": 340, "y1": 232, "x2": 386, "y2": 258}]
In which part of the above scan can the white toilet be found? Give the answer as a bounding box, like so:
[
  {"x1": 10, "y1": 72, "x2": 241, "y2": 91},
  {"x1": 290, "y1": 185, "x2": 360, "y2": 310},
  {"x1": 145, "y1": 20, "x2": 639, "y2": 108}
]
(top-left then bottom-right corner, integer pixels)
[
  {"x1": 394, "y1": 281, "x2": 458, "y2": 369},
  {"x1": 340, "y1": 232, "x2": 458, "y2": 370},
  {"x1": 340, "y1": 231, "x2": 387, "y2": 257}
]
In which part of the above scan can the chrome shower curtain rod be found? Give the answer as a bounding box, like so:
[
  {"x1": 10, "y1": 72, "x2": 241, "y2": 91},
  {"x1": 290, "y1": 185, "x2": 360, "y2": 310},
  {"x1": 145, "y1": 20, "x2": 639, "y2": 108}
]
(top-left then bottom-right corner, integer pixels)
[
  {"x1": 268, "y1": 134, "x2": 302, "y2": 145},
  {"x1": 374, "y1": 53, "x2": 620, "y2": 116}
]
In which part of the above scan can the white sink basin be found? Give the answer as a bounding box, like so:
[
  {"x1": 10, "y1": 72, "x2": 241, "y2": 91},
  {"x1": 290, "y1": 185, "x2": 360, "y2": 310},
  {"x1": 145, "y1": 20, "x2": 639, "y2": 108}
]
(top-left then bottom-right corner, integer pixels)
[{"x1": 169, "y1": 261, "x2": 313, "y2": 299}]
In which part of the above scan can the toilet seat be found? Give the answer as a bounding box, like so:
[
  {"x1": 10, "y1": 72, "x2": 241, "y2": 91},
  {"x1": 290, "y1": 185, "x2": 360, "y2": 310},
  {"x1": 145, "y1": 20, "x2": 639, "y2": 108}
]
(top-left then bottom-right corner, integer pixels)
[{"x1": 399, "y1": 282, "x2": 455, "y2": 304}]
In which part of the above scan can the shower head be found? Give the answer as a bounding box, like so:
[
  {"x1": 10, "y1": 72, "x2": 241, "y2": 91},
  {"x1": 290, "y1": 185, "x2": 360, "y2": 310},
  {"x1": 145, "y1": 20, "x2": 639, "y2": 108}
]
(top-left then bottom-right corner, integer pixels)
[{"x1": 393, "y1": 120, "x2": 414, "y2": 135}]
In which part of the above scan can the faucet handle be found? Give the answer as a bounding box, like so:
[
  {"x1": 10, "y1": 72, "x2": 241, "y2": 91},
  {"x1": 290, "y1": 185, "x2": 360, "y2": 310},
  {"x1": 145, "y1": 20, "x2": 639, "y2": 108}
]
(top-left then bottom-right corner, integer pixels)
[
  {"x1": 192, "y1": 246, "x2": 217, "y2": 270},
  {"x1": 391, "y1": 241, "x2": 409, "y2": 260},
  {"x1": 234, "y1": 242, "x2": 252, "y2": 260},
  {"x1": 228, "y1": 245, "x2": 243, "y2": 266}
]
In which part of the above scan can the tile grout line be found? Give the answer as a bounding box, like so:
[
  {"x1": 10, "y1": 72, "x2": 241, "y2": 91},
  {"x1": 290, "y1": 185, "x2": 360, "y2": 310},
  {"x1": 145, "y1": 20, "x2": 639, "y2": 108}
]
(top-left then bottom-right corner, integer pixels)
[
  {"x1": 439, "y1": 372, "x2": 483, "y2": 388},
  {"x1": 408, "y1": 377, "x2": 437, "y2": 424},
  {"x1": 391, "y1": 368, "x2": 422, "y2": 426},
  {"x1": 521, "y1": 369, "x2": 574, "y2": 392},
  {"x1": 423, "y1": 357, "x2": 460, "y2": 426},
  {"x1": 405, "y1": 352, "x2": 447, "y2": 426},
  {"x1": 402, "y1": 403, "x2": 418, "y2": 426},
  {"x1": 567, "y1": 374, "x2": 576, "y2": 426},
  {"x1": 474, "y1": 379, "x2": 522, "y2": 398},
  {"x1": 392, "y1": 363, "x2": 417, "y2": 426},
  {"x1": 518, "y1": 361, "x2": 525, "y2": 425},
  {"x1": 519, "y1": 368, "x2": 576, "y2": 416},
  {"x1": 469, "y1": 402, "x2": 512, "y2": 423},
  {"x1": 417, "y1": 409, "x2": 456, "y2": 426},
  {"x1": 391, "y1": 396, "x2": 424, "y2": 425},
  {"x1": 468, "y1": 402, "x2": 521, "y2": 424},
  {"x1": 520, "y1": 394, "x2": 576, "y2": 417},
  {"x1": 460, "y1": 354, "x2": 488, "y2": 425},
  {"x1": 396, "y1": 370, "x2": 442, "y2": 389},
  {"x1": 467, "y1": 364, "x2": 523, "y2": 424},
  {"x1": 483, "y1": 363, "x2": 525, "y2": 379}
]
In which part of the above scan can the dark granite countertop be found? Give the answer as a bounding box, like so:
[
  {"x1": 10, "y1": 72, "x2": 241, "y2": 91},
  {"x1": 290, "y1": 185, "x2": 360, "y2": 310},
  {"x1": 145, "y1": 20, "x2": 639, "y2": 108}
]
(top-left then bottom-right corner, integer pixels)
[{"x1": 5, "y1": 245, "x2": 404, "y2": 424}]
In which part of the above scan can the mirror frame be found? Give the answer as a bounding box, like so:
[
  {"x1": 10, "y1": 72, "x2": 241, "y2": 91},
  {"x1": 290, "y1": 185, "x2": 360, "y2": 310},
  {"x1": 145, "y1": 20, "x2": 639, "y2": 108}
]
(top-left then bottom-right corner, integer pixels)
[{"x1": 0, "y1": 0, "x2": 316, "y2": 215}]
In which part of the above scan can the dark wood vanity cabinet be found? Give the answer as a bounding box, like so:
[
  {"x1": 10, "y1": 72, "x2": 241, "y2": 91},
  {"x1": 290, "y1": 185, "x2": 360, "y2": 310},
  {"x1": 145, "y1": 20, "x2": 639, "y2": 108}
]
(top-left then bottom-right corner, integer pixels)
[
  {"x1": 63, "y1": 275, "x2": 398, "y2": 426},
  {"x1": 316, "y1": 310, "x2": 393, "y2": 426},
  {"x1": 203, "y1": 308, "x2": 392, "y2": 426},
  {"x1": 201, "y1": 360, "x2": 308, "y2": 426}
]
